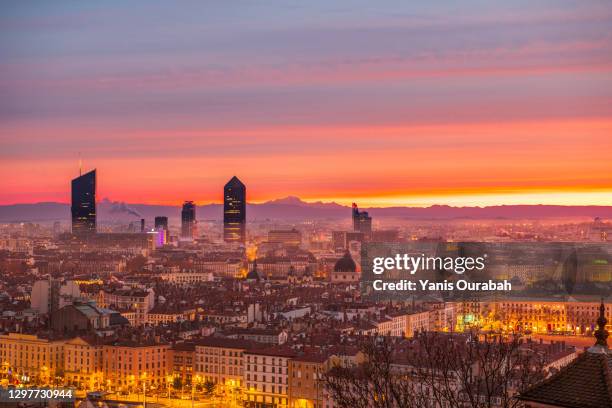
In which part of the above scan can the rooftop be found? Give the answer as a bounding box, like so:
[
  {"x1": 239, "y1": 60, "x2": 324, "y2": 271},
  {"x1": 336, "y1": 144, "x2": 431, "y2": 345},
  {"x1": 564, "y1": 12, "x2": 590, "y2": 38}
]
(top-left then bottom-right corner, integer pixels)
[
  {"x1": 518, "y1": 351, "x2": 612, "y2": 408},
  {"x1": 519, "y1": 300, "x2": 612, "y2": 408}
]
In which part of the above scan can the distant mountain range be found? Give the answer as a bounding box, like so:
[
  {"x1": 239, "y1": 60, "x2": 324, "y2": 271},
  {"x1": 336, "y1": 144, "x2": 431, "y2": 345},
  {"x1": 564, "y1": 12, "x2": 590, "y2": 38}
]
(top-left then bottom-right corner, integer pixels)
[{"x1": 0, "y1": 196, "x2": 610, "y2": 223}]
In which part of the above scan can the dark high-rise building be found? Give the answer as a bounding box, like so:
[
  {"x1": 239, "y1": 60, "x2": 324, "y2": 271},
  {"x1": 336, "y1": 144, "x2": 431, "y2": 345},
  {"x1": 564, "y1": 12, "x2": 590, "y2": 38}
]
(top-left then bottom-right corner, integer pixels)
[
  {"x1": 352, "y1": 203, "x2": 372, "y2": 234},
  {"x1": 181, "y1": 201, "x2": 196, "y2": 240},
  {"x1": 71, "y1": 169, "x2": 96, "y2": 235},
  {"x1": 154, "y1": 216, "x2": 168, "y2": 231},
  {"x1": 140, "y1": 218, "x2": 145, "y2": 233},
  {"x1": 224, "y1": 176, "x2": 246, "y2": 243}
]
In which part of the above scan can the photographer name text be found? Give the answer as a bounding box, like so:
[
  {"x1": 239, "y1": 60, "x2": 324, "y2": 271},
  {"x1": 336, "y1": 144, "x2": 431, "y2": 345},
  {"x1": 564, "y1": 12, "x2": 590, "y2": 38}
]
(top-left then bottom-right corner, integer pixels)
[{"x1": 372, "y1": 279, "x2": 511, "y2": 292}]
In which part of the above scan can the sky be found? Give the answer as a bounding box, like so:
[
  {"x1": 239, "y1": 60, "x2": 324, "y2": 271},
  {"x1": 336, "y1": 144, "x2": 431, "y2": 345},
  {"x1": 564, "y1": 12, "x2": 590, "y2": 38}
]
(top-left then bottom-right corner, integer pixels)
[{"x1": 1, "y1": 1, "x2": 611, "y2": 207}]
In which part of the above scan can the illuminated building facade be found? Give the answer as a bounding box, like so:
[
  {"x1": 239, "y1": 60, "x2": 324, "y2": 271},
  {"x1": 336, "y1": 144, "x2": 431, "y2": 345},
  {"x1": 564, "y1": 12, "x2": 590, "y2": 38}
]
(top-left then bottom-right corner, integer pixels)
[
  {"x1": 103, "y1": 342, "x2": 170, "y2": 390},
  {"x1": 268, "y1": 229, "x2": 302, "y2": 246},
  {"x1": 224, "y1": 176, "x2": 246, "y2": 243},
  {"x1": 458, "y1": 299, "x2": 612, "y2": 334},
  {"x1": 158, "y1": 271, "x2": 214, "y2": 286},
  {"x1": 194, "y1": 337, "x2": 248, "y2": 388},
  {"x1": 247, "y1": 255, "x2": 317, "y2": 280},
  {"x1": 170, "y1": 342, "x2": 195, "y2": 385},
  {"x1": 149, "y1": 228, "x2": 166, "y2": 247},
  {"x1": 63, "y1": 336, "x2": 103, "y2": 389},
  {"x1": 519, "y1": 301, "x2": 611, "y2": 408},
  {"x1": 154, "y1": 216, "x2": 169, "y2": 245},
  {"x1": 192, "y1": 259, "x2": 243, "y2": 278},
  {"x1": 288, "y1": 353, "x2": 329, "y2": 408},
  {"x1": 0, "y1": 333, "x2": 65, "y2": 383},
  {"x1": 71, "y1": 169, "x2": 96, "y2": 235},
  {"x1": 146, "y1": 310, "x2": 192, "y2": 325},
  {"x1": 375, "y1": 311, "x2": 431, "y2": 337},
  {"x1": 244, "y1": 348, "x2": 293, "y2": 408}
]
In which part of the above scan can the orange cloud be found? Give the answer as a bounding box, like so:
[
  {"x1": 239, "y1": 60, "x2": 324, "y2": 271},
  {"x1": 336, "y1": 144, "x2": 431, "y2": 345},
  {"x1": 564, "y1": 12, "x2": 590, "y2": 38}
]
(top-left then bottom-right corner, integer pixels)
[{"x1": 1, "y1": 118, "x2": 611, "y2": 206}]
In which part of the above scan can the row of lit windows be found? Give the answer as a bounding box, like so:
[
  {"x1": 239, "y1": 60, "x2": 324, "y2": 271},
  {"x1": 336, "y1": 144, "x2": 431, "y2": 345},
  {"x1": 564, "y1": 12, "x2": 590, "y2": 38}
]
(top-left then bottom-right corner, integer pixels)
[
  {"x1": 0, "y1": 343, "x2": 59, "y2": 352},
  {"x1": 198, "y1": 348, "x2": 243, "y2": 357},
  {"x1": 0, "y1": 351, "x2": 58, "y2": 361},
  {"x1": 105, "y1": 361, "x2": 165, "y2": 370},
  {"x1": 196, "y1": 365, "x2": 242, "y2": 375},
  {"x1": 246, "y1": 356, "x2": 288, "y2": 365},
  {"x1": 107, "y1": 348, "x2": 167, "y2": 355},
  {"x1": 246, "y1": 374, "x2": 288, "y2": 384},
  {"x1": 247, "y1": 365, "x2": 288, "y2": 374},
  {"x1": 198, "y1": 357, "x2": 241, "y2": 366},
  {"x1": 246, "y1": 382, "x2": 288, "y2": 396}
]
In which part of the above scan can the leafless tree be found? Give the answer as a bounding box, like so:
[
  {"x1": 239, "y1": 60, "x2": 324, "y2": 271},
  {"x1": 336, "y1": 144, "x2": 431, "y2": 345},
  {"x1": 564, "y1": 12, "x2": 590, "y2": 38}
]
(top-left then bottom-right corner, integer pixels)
[
  {"x1": 324, "y1": 338, "x2": 422, "y2": 408},
  {"x1": 323, "y1": 332, "x2": 546, "y2": 408}
]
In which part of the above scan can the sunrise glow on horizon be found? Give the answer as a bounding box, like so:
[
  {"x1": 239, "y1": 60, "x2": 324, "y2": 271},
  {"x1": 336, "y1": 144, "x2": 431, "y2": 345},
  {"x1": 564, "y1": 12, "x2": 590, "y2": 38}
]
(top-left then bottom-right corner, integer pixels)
[{"x1": 1, "y1": 1, "x2": 611, "y2": 207}]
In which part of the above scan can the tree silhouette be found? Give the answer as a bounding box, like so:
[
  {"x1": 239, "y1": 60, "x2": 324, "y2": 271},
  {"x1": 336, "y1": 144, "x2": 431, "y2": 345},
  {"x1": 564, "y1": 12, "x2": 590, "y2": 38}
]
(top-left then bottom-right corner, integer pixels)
[
  {"x1": 323, "y1": 332, "x2": 545, "y2": 408},
  {"x1": 203, "y1": 380, "x2": 215, "y2": 397}
]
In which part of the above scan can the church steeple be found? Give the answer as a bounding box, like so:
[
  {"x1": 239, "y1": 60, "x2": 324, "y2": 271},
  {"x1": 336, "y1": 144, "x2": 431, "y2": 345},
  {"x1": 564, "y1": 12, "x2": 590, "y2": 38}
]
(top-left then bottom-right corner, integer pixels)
[
  {"x1": 593, "y1": 299, "x2": 609, "y2": 348},
  {"x1": 245, "y1": 258, "x2": 260, "y2": 281}
]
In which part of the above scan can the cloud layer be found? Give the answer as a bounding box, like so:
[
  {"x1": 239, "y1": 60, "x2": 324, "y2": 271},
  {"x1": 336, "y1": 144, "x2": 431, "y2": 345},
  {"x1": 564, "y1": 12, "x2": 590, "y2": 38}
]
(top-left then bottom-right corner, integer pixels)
[{"x1": 1, "y1": 1, "x2": 611, "y2": 206}]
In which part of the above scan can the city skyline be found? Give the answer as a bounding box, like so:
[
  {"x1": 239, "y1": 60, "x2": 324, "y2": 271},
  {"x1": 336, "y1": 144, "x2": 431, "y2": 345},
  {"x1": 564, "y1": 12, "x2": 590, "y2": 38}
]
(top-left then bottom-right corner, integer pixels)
[
  {"x1": 1, "y1": 3, "x2": 611, "y2": 408},
  {"x1": 3, "y1": 163, "x2": 612, "y2": 209},
  {"x1": 1, "y1": 1, "x2": 612, "y2": 207}
]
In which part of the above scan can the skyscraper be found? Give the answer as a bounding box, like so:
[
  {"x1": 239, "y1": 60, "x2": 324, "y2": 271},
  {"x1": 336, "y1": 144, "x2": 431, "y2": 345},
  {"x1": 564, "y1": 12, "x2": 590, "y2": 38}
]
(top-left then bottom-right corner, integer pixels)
[
  {"x1": 224, "y1": 176, "x2": 246, "y2": 243},
  {"x1": 154, "y1": 216, "x2": 168, "y2": 231},
  {"x1": 181, "y1": 201, "x2": 196, "y2": 240},
  {"x1": 71, "y1": 169, "x2": 96, "y2": 235},
  {"x1": 352, "y1": 203, "x2": 372, "y2": 234}
]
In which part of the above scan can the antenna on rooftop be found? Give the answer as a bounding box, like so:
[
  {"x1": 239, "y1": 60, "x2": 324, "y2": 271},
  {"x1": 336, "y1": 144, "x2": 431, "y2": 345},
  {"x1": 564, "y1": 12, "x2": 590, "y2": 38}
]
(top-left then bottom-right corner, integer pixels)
[{"x1": 79, "y1": 152, "x2": 82, "y2": 176}]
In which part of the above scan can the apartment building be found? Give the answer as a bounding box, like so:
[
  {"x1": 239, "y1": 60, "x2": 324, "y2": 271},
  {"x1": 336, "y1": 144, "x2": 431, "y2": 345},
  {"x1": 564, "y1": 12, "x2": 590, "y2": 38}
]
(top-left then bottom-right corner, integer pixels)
[
  {"x1": 288, "y1": 352, "x2": 330, "y2": 408},
  {"x1": 159, "y1": 271, "x2": 214, "y2": 286},
  {"x1": 464, "y1": 298, "x2": 612, "y2": 334},
  {"x1": 97, "y1": 288, "x2": 155, "y2": 326},
  {"x1": 0, "y1": 332, "x2": 65, "y2": 382},
  {"x1": 244, "y1": 347, "x2": 295, "y2": 408},
  {"x1": 63, "y1": 336, "x2": 104, "y2": 389},
  {"x1": 194, "y1": 337, "x2": 251, "y2": 388},
  {"x1": 170, "y1": 342, "x2": 195, "y2": 385},
  {"x1": 102, "y1": 339, "x2": 170, "y2": 391}
]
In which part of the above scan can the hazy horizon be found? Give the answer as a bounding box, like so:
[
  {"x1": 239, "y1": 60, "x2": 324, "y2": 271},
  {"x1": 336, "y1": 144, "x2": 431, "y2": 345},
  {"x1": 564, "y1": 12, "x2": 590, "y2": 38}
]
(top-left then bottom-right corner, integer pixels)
[{"x1": 4, "y1": 195, "x2": 612, "y2": 209}]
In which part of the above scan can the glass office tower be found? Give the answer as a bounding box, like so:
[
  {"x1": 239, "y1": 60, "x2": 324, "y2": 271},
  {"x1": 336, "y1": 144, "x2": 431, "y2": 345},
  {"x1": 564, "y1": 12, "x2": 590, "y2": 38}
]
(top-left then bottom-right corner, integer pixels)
[
  {"x1": 71, "y1": 169, "x2": 97, "y2": 235},
  {"x1": 181, "y1": 201, "x2": 196, "y2": 240},
  {"x1": 223, "y1": 176, "x2": 246, "y2": 243}
]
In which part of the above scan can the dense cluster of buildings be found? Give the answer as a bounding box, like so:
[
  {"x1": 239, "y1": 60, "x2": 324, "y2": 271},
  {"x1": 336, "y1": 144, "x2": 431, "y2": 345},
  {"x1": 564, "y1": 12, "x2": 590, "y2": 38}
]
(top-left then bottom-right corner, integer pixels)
[{"x1": 0, "y1": 169, "x2": 611, "y2": 407}]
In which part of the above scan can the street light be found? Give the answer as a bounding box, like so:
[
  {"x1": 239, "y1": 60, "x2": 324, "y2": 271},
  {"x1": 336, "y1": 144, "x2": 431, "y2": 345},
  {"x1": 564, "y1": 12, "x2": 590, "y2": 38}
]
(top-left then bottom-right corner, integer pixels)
[
  {"x1": 140, "y1": 372, "x2": 147, "y2": 408},
  {"x1": 192, "y1": 374, "x2": 202, "y2": 408},
  {"x1": 129, "y1": 374, "x2": 136, "y2": 396},
  {"x1": 40, "y1": 366, "x2": 48, "y2": 386},
  {"x1": 166, "y1": 375, "x2": 173, "y2": 399},
  {"x1": 225, "y1": 379, "x2": 240, "y2": 407}
]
